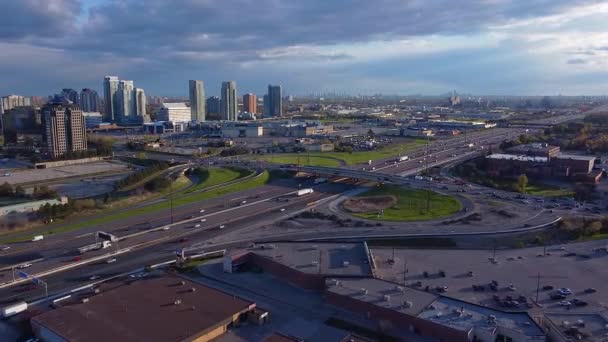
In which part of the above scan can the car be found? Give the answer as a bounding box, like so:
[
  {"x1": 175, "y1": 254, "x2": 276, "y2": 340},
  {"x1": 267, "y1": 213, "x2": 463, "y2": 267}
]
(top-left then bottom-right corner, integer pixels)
[
  {"x1": 563, "y1": 252, "x2": 577, "y2": 257},
  {"x1": 559, "y1": 288, "x2": 572, "y2": 295},
  {"x1": 219, "y1": 225, "x2": 226, "y2": 229},
  {"x1": 162, "y1": 226, "x2": 170, "y2": 231},
  {"x1": 106, "y1": 258, "x2": 117, "y2": 264},
  {"x1": 584, "y1": 288, "x2": 597, "y2": 293},
  {"x1": 572, "y1": 299, "x2": 588, "y2": 307},
  {"x1": 280, "y1": 208, "x2": 286, "y2": 212},
  {"x1": 89, "y1": 275, "x2": 101, "y2": 280},
  {"x1": 551, "y1": 293, "x2": 567, "y2": 300},
  {"x1": 73, "y1": 256, "x2": 82, "y2": 262},
  {"x1": 508, "y1": 284, "x2": 516, "y2": 291},
  {"x1": 199, "y1": 209, "x2": 205, "y2": 213},
  {"x1": 559, "y1": 301, "x2": 572, "y2": 306},
  {"x1": 542, "y1": 285, "x2": 555, "y2": 291},
  {"x1": 18, "y1": 263, "x2": 32, "y2": 269},
  {"x1": 194, "y1": 224, "x2": 201, "y2": 228}
]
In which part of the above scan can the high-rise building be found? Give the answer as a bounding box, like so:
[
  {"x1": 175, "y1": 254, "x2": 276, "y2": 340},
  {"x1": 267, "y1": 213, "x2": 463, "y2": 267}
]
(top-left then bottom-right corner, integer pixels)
[
  {"x1": 156, "y1": 103, "x2": 191, "y2": 122},
  {"x1": 80, "y1": 88, "x2": 99, "y2": 112},
  {"x1": 265, "y1": 84, "x2": 283, "y2": 117},
  {"x1": 1, "y1": 95, "x2": 31, "y2": 114},
  {"x1": 220, "y1": 81, "x2": 237, "y2": 121},
  {"x1": 61, "y1": 89, "x2": 79, "y2": 104},
  {"x1": 206, "y1": 96, "x2": 220, "y2": 115},
  {"x1": 243, "y1": 93, "x2": 257, "y2": 113},
  {"x1": 117, "y1": 80, "x2": 134, "y2": 123},
  {"x1": 41, "y1": 96, "x2": 87, "y2": 158},
  {"x1": 134, "y1": 88, "x2": 146, "y2": 118},
  {"x1": 2, "y1": 106, "x2": 42, "y2": 145},
  {"x1": 263, "y1": 95, "x2": 270, "y2": 118},
  {"x1": 103, "y1": 76, "x2": 119, "y2": 122},
  {"x1": 189, "y1": 80, "x2": 206, "y2": 123}
]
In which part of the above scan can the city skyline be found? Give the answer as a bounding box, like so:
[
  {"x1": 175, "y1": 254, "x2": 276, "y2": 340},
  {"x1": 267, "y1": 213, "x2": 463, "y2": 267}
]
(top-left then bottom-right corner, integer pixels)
[{"x1": 1, "y1": 1, "x2": 607, "y2": 96}]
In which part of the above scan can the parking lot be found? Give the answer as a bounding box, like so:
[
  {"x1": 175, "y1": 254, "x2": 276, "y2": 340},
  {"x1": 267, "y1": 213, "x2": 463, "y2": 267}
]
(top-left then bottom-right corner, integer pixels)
[{"x1": 371, "y1": 240, "x2": 608, "y2": 313}]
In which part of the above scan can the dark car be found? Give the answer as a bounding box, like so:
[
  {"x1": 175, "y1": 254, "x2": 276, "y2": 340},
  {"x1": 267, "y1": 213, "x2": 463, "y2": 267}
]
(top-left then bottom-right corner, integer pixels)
[
  {"x1": 551, "y1": 293, "x2": 567, "y2": 300},
  {"x1": 542, "y1": 285, "x2": 555, "y2": 291}
]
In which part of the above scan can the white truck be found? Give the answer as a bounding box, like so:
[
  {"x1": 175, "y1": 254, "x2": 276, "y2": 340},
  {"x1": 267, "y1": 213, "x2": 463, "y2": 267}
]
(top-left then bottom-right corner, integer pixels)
[
  {"x1": 397, "y1": 156, "x2": 409, "y2": 162},
  {"x1": 2, "y1": 302, "x2": 27, "y2": 318},
  {"x1": 77, "y1": 241, "x2": 112, "y2": 254},
  {"x1": 466, "y1": 143, "x2": 474, "y2": 148},
  {"x1": 31, "y1": 235, "x2": 44, "y2": 242},
  {"x1": 313, "y1": 178, "x2": 327, "y2": 184},
  {"x1": 296, "y1": 188, "x2": 314, "y2": 196}
]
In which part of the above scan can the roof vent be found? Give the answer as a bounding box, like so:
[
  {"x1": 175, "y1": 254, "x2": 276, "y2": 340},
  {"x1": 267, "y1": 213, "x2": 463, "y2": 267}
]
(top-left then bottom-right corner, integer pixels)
[
  {"x1": 328, "y1": 279, "x2": 338, "y2": 286},
  {"x1": 94, "y1": 288, "x2": 100, "y2": 294},
  {"x1": 395, "y1": 286, "x2": 404, "y2": 292},
  {"x1": 190, "y1": 287, "x2": 196, "y2": 293},
  {"x1": 360, "y1": 288, "x2": 368, "y2": 295},
  {"x1": 180, "y1": 281, "x2": 186, "y2": 286},
  {"x1": 383, "y1": 295, "x2": 391, "y2": 302},
  {"x1": 81, "y1": 298, "x2": 89, "y2": 303},
  {"x1": 174, "y1": 299, "x2": 182, "y2": 305},
  {"x1": 403, "y1": 300, "x2": 413, "y2": 308}
]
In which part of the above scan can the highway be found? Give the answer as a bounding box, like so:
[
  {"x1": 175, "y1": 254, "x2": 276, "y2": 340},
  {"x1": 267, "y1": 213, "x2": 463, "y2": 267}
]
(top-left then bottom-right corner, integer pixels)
[{"x1": 0, "y1": 123, "x2": 576, "y2": 307}]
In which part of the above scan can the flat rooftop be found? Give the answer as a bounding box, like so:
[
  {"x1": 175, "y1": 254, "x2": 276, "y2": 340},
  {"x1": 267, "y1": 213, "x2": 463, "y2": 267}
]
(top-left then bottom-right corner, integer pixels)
[
  {"x1": 487, "y1": 154, "x2": 548, "y2": 163},
  {"x1": 417, "y1": 297, "x2": 544, "y2": 337},
  {"x1": 32, "y1": 274, "x2": 254, "y2": 342},
  {"x1": 326, "y1": 278, "x2": 438, "y2": 316},
  {"x1": 555, "y1": 153, "x2": 596, "y2": 161},
  {"x1": 250, "y1": 242, "x2": 373, "y2": 277},
  {"x1": 544, "y1": 312, "x2": 608, "y2": 342}
]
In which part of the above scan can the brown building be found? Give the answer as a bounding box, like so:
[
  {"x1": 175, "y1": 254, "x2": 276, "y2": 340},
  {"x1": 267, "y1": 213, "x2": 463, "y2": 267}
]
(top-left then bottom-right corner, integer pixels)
[
  {"x1": 243, "y1": 93, "x2": 257, "y2": 113},
  {"x1": 31, "y1": 274, "x2": 255, "y2": 342},
  {"x1": 42, "y1": 97, "x2": 87, "y2": 158}
]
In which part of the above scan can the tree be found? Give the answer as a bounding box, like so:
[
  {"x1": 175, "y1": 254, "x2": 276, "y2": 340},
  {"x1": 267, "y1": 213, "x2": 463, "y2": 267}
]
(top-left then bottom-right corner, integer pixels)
[
  {"x1": 0, "y1": 182, "x2": 14, "y2": 197},
  {"x1": 14, "y1": 185, "x2": 26, "y2": 198},
  {"x1": 517, "y1": 174, "x2": 528, "y2": 193}
]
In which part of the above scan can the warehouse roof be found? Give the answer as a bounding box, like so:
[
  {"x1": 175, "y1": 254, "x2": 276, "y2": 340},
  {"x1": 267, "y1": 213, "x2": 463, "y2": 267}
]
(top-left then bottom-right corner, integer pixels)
[
  {"x1": 555, "y1": 153, "x2": 596, "y2": 162},
  {"x1": 325, "y1": 278, "x2": 438, "y2": 316},
  {"x1": 486, "y1": 154, "x2": 548, "y2": 163},
  {"x1": 418, "y1": 297, "x2": 544, "y2": 337},
  {"x1": 32, "y1": 274, "x2": 254, "y2": 342},
  {"x1": 250, "y1": 242, "x2": 373, "y2": 277}
]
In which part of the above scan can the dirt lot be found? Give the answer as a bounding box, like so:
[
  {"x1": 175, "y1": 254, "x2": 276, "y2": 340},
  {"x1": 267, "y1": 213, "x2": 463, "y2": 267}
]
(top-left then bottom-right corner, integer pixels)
[
  {"x1": 342, "y1": 195, "x2": 396, "y2": 213},
  {"x1": 372, "y1": 240, "x2": 608, "y2": 314}
]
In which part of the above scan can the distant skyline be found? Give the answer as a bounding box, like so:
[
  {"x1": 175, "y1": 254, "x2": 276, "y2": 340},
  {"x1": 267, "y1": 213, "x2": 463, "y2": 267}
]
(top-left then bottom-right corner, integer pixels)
[{"x1": 1, "y1": 0, "x2": 608, "y2": 96}]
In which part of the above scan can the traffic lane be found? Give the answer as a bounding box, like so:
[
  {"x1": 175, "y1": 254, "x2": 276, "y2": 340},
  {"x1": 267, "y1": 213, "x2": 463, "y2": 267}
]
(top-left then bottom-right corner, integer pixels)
[
  {"x1": 0, "y1": 185, "x2": 339, "y2": 288},
  {"x1": 0, "y1": 189, "x2": 331, "y2": 304},
  {"x1": 0, "y1": 181, "x2": 301, "y2": 257}
]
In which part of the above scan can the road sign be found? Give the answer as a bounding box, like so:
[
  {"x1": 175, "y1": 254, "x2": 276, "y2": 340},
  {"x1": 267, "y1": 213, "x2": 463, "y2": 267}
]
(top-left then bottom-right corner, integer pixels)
[
  {"x1": 32, "y1": 277, "x2": 44, "y2": 286},
  {"x1": 18, "y1": 271, "x2": 29, "y2": 279}
]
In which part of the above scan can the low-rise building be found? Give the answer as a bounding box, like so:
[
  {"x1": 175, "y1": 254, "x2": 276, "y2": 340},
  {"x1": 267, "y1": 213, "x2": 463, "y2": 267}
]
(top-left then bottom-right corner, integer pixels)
[
  {"x1": 221, "y1": 122, "x2": 263, "y2": 138},
  {"x1": 143, "y1": 121, "x2": 188, "y2": 134},
  {"x1": 156, "y1": 102, "x2": 191, "y2": 123},
  {"x1": 506, "y1": 143, "x2": 561, "y2": 159},
  {"x1": 82, "y1": 112, "x2": 103, "y2": 129},
  {"x1": 31, "y1": 273, "x2": 256, "y2": 342}
]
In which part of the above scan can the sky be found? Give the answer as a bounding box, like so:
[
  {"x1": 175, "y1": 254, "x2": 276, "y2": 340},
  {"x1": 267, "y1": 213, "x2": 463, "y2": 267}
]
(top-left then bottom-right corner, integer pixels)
[{"x1": 1, "y1": 0, "x2": 608, "y2": 97}]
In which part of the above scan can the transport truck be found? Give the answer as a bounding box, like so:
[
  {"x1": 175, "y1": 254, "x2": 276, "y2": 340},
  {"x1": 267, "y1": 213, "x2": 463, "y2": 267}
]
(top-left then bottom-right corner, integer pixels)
[
  {"x1": 2, "y1": 302, "x2": 27, "y2": 318},
  {"x1": 77, "y1": 241, "x2": 112, "y2": 254},
  {"x1": 31, "y1": 235, "x2": 44, "y2": 242},
  {"x1": 397, "y1": 156, "x2": 409, "y2": 162},
  {"x1": 296, "y1": 188, "x2": 314, "y2": 196}
]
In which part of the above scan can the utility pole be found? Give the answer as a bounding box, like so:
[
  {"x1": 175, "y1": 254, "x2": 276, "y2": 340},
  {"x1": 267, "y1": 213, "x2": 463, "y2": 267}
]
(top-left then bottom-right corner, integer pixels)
[
  {"x1": 169, "y1": 179, "x2": 174, "y2": 224},
  {"x1": 535, "y1": 272, "x2": 541, "y2": 303}
]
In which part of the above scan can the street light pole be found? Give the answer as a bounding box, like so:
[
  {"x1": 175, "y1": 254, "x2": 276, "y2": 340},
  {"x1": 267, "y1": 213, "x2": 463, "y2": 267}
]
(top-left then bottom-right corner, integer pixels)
[{"x1": 169, "y1": 180, "x2": 174, "y2": 224}]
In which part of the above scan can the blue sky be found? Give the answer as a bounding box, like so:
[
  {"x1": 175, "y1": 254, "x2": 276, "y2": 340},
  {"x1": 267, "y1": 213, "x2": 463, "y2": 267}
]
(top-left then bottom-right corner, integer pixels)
[{"x1": 1, "y1": 0, "x2": 608, "y2": 96}]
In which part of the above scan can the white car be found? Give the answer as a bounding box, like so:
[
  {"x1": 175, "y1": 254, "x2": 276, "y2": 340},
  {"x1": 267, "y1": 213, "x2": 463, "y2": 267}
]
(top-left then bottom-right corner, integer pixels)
[
  {"x1": 219, "y1": 225, "x2": 226, "y2": 229},
  {"x1": 162, "y1": 226, "x2": 170, "y2": 231},
  {"x1": 200, "y1": 219, "x2": 206, "y2": 222},
  {"x1": 199, "y1": 209, "x2": 205, "y2": 213},
  {"x1": 559, "y1": 301, "x2": 572, "y2": 306},
  {"x1": 280, "y1": 208, "x2": 286, "y2": 212},
  {"x1": 106, "y1": 258, "x2": 117, "y2": 264},
  {"x1": 89, "y1": 275, "x2": 101, "y2": 280},
  {"x1": 18, "y1": 263, "x2": 32, "y2": 269},
  {"x1": 0, "y1": 245, "x2": 10, "y2": 251},
  {"x1": 194, "y1": 224, "x2": 201, "y2": 228},
  {"x1": 559, "y1": 288, "x2": 572, "y2": 295}
]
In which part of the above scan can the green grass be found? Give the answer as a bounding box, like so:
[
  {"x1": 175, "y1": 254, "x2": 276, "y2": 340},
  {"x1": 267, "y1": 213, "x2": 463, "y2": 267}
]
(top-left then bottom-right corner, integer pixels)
[
  {"x1": 256, "y1": 139, "x2": 426, "y2": 166},
  {"x1": 184, "y1": 168, "x2": 251, "y2": 194},
  {"x1": 256, "y1": 154, "x2": 342, "y2": 167},
  {"x1": 524, "y1": 184, "x2": 574, "y2": 197},
  {"x1": 350, "y1": 184, "x2": 462, "y2": 221}
]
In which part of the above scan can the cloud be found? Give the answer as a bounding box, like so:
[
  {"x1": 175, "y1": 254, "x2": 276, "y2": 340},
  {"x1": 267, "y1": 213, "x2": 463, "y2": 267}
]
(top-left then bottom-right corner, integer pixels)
[
  {"x1": 567, "y1": 58, "x2": 588, "y2": 64},
  {"x1": 0, "y1": 0, "x2": 81, "y2": 39}
]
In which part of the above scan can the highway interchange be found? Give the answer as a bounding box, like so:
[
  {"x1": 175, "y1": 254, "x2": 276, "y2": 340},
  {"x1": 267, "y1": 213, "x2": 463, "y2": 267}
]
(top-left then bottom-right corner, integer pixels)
[{"x1": 0, "y1": 117, "x2": 594, "y2": 310}]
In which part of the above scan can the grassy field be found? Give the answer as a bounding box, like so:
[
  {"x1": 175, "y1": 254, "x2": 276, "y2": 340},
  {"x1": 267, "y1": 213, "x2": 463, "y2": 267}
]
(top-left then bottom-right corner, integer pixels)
[
  {"x1": 524, "y1": 184, "x2": 574, "y2": 197},
  {"x1": 350, "y1": 184, "x2": 462, "y2": 221},
  {"x1": 184, "y1": 168, "x2": 251, "y2": 194},
  {"x1": 256, "y1": 139, "x2": 426, "y2": 166},
  {"x1": 0, "y1": 170, "x2": 271, "y2": 243},
  {"x1": 257, "y1": 154, "x2": 341, "y2": 167}
]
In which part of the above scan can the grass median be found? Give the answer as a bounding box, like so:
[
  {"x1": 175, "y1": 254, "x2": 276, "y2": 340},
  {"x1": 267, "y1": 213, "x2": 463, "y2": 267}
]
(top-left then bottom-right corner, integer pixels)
[{"x1": 344, "y1": 184, "x2": 461, "y2": 221}]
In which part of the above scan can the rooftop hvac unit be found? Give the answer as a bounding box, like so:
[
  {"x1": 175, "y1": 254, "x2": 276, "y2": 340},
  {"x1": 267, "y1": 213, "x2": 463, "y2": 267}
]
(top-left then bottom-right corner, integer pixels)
[
  {"x1": 383, "y1": 295, "x2": 391, "y2": 302},
  {"x1": 403, "y1": 301, "x2": 413, "y2": 308},
  {"x1": 93, "y1": 288, "x2": 100, "y2": 294},
  {"x1": 180, "y1": 281, "x2": 186, "y2": 286},
  {"x1": 360, "y1": 288, "x2": 368, "y2": 295},
  {"x1": 81, "y1": 298, "x2": 89, "y2": 303},
  {"x1": 488, "y1": 315, "x2": 497, "y2": 322},
  {"x1": 395, "y1": 286, "x2": 404, "y2": 292},
  {"x1": 342, "y1": 261, "x2": 350, "y2": 267},
  {"x1": 174, "y1": 299, "x2": 182, "y2": 305},
  {"x1": 190, "y1": 288, "x2": 196, "y2": 293},
  {"x1": 435, "y1": 312, "x2": 443, "y2": 318},
  {"x1": 328, "y1": 279, "x2": 338, "y2": 286}
]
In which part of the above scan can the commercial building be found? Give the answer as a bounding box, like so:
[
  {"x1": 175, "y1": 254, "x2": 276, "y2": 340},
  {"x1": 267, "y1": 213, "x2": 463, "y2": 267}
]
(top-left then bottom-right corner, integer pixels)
[
  {"x1": 265, "y1": 84, "x2": 283, "y2": 117},
  {"x1": 133, "y1": 88, "x2": 146, "y2": 118},
  {"x1": 117, "y1": 80, "x2": 134, "y2": 123},
  {"x1": 506, "y1": 143, "x2": 561, "y2": 158},
  {"x1": 1, "y1": 95, "x2": 31, "y2": 115},
  {"x1": 82, "y1": 112, "x2": 103, "y2": 129},
  {"x1": 156, "y1": 102, "x2": 190, "y2": 123},
  {"x1": 80, "y1": 88, "x2": 99, "y2": 112},
  {"x1": 243, "y1": 93, "x2": 257, "y2": 114},
  {"x1": 206, "y1": 96, "x2": 220, "y2": 116},
  {"x1": 0, "y1": 197, "x2": 68, "y2": 216},
  {"x1": 220, "y1": 81, "x2": 237, "y2": 121},
  {"x1": 103, "y1": 76, "x2": 119, "y2": 122},
  {"x1": 427, "y1": 120, "x2": 495, "y2": 130},
  {"x1": 143, "y1": 121, "x2": 188, "y2": 134},
  {"x1": 271, "y1": 123, "x2": 333, "y2": 137},
  {"x1": 31, "y1": 273, "x2": 256, "y2": 342},
  {"x1": 2, "y1": 106, "x2": 42, "y2": 144},
  {"x1": 61, "y1": 88, "x2": 79, "y2": 104},
  {"x1": 220, "y1": 123, "x2": 263, "y2": 138},
  {"x1": 486, "y1": 152, "x2": 598, "y2": 182},
  {"x1": 41, "y1": 96, "x2": 88, "y2": 158},
  {"x1": 189, "y1": 80, "x2": 206, "y2": 122}
]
